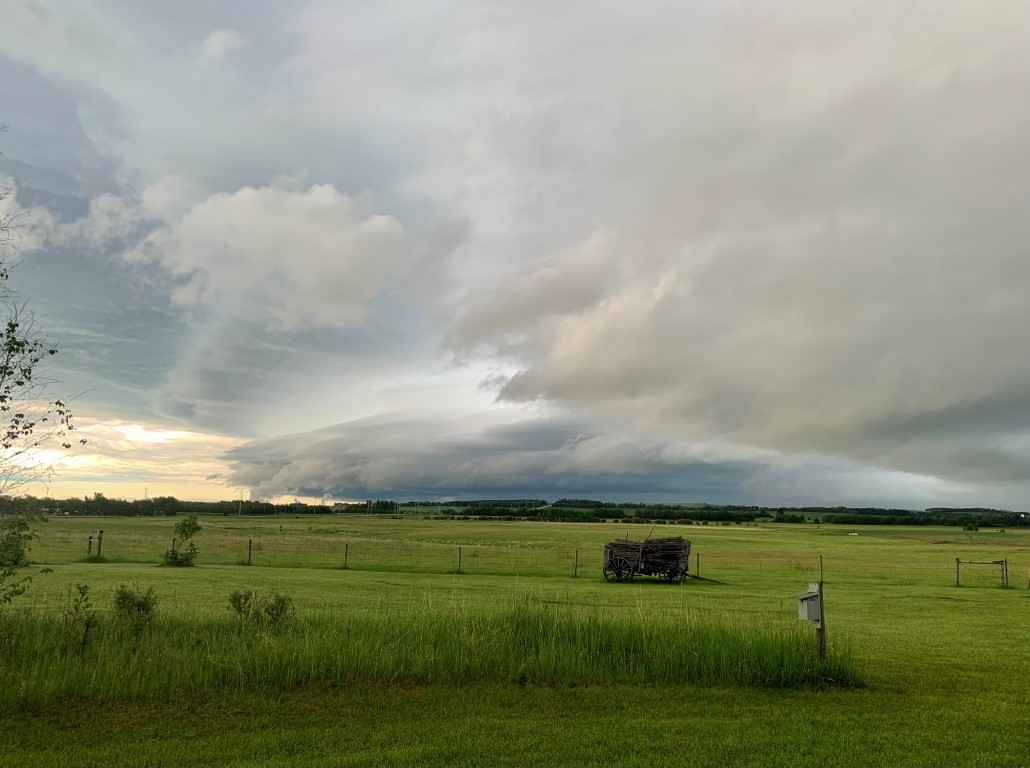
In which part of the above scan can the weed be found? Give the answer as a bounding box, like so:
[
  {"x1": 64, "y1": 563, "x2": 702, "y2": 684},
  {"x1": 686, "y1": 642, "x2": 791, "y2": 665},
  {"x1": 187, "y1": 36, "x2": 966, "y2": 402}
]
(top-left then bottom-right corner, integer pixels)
[
  {"x1": 113, "y1": 583, "x2": 157, "y2": 642},
  {"x1": 59, "y1": 583, "x2": 97, "y2": 654}
]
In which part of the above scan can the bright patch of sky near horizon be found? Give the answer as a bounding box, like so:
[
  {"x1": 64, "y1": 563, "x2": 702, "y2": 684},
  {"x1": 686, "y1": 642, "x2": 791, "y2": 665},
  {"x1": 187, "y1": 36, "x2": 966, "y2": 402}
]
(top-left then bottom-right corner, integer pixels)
[{"x1": 1, "y1": 1, "x2": 1029, "y2": 508}]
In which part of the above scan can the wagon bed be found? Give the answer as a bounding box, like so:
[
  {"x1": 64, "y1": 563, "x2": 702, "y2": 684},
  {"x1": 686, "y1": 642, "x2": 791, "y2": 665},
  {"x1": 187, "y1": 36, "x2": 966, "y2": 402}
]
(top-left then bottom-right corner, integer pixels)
[{"x1": 603, "y1": 536, "x2": 691, "y2": 583}]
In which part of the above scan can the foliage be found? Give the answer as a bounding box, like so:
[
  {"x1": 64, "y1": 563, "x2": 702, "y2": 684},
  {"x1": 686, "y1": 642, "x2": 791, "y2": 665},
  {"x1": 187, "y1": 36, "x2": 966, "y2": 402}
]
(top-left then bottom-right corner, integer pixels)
[
  {"x1": 228, "y1": 589, "x2": 294, "y2": 630},
  {"x1": 59, "y1": 583, "x2": 97, "y2": 654},
  {"x1": 162, "y1": 514, "x2": 200, "y2": 566},
  {"x1": 173, "y1": 514, "x2": 201, "y2": 541},
  {"x1": 112, "y1": 583, "x2": 156, "y2": 640},
  {"x1": 0, "y1": 513, "x2": 50, "y2": 605}
]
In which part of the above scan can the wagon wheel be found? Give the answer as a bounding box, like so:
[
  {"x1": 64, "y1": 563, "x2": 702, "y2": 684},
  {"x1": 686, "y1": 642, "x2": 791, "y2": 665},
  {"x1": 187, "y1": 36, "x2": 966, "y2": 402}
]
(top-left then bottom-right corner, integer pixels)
[
  {"x1": 660, "y1": 567, "x2": 685, "y2": 584},
  {"x1": 604, "y1": 556, "x2": 635, "y2": 582}
]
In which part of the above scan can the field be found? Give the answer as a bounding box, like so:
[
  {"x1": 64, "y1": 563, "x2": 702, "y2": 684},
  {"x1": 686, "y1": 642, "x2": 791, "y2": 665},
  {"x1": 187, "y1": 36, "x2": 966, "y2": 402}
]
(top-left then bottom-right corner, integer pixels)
[{"x1": 2, "y1": 514, "x2": 1030, "y2": 766}]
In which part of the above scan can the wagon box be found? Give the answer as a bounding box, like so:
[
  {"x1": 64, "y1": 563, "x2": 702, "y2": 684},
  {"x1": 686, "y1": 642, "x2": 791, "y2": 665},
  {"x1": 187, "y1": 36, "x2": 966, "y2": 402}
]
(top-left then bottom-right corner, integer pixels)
[{"x1": 602, "y1": 536, "x2": 691, "y2": 583}]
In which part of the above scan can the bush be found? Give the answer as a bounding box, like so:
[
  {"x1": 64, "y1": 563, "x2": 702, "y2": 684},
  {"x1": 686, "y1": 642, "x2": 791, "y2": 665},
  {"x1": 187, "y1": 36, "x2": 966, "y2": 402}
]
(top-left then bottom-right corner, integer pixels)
[
  {"x1": 161, "y1": 541, "x2": 197, "y2": 567},
  {"x1": 113, "y1": 584, "x2": 157, "y2": 639},
  {"x1": 228, "y1": 589, "x2": 294, "y2": 630}
]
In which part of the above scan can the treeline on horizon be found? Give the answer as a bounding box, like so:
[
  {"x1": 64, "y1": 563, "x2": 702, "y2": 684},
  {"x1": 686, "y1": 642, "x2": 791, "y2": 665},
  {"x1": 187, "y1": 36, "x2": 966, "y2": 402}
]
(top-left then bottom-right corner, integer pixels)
[{"x1": 4, "y1": 492, "x2": 1025, "y2": 529}]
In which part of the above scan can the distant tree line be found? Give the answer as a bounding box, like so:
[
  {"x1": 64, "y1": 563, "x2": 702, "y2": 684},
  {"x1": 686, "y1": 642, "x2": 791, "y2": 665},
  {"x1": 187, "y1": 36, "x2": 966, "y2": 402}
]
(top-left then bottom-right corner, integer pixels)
[
  {"x1": 436, "y1": 500, "x2": 1027, "y2": 527},
  {"x1": 0, "y1": 494, "x2": 403, "y2": 517},
  {"x1": 1, "y1": 493, "x2": 1024, "y2": 528}
]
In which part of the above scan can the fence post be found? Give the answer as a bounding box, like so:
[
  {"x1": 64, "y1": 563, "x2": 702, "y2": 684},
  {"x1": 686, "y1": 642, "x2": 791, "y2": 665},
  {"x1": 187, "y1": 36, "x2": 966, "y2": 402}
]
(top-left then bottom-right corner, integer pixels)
[
  {"x1": 816, "y1": 555, "x2": 826, "y2": 661},
  {"x1": 695, "y1": 551, "x2": 699, "y2": 576},
  {"x1": 955, "y1": 558, "x2": 960, "y2": 587},
  {"x1": 87, "y1": 536, "x2": 93, "y2": 556},
  {"x1": 573, "y1": 549, "x2": 579, "y2": 578},
  {"x1": 458, "y1": 546, "x2": 462, "y2": 574},
  {"x1": 96, "y1": 530, "x2": 104, "y2": 559},
  {"x1": 248, "y1": 539, "x2": 252, "y2": 566},
  {"x1": 344, "y1": 542, "x2": 349, "y2": 569}
]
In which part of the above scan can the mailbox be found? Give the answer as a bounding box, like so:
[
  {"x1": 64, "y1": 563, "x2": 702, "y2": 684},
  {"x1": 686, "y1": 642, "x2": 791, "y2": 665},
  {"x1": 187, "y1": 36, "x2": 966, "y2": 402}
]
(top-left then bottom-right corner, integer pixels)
[{"x1": 796, "y1": 583, "x2": 822, "y2": 624}]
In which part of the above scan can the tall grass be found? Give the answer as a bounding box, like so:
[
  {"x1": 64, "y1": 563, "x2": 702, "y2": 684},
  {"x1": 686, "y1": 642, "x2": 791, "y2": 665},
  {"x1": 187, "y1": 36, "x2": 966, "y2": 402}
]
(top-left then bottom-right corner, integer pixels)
[{"x1": 0, "y1": 602, "x2": 861, "y2": 706}]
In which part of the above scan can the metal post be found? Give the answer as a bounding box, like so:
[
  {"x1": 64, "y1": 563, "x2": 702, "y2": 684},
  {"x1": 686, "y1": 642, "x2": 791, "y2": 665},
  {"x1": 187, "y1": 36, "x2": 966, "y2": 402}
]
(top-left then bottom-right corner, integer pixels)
[
  {"x1": 574, "y1": 549, "x2": 579, "y2": 578},
  {"x1": 96, "y1": 530, "x2": 104, "y2": 559},
  {"x1": 248, "y1": 539, "x2": 252, "y2": 566},
  {"x1": 458, "y1": 546, "x2": 462, "y2": 574}
]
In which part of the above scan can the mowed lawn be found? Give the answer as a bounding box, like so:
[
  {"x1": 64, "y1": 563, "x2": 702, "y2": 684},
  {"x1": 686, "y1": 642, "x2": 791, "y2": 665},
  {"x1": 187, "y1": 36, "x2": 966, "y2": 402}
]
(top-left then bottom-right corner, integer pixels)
[{"x1": 2, "y1": 515, "x2": 1029, "y2": 766}]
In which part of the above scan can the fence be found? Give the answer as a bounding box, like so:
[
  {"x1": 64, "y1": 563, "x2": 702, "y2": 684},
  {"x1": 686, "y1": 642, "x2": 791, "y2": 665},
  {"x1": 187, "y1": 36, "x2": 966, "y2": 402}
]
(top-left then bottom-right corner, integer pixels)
[{"x1": 33, "y1": 530, "x2": 1027, "y2": 587}]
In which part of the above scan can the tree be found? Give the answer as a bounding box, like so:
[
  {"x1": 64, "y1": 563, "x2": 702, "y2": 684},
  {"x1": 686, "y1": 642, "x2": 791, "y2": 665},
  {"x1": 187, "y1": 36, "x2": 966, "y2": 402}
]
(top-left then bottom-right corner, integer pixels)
[
  {"x1": 0, "y1": 124, "x2": 84, "y2": 495},
  {"x1": 162, "y1": 514, "x2": 200, "y2": 566}
]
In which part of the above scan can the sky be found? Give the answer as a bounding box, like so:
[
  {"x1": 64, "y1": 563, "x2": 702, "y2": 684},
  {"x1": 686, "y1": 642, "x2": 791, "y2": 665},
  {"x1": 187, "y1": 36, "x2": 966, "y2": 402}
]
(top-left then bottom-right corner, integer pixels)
[{"x1": 1, "y1": 1, "x2": 1029, "y2": 508}]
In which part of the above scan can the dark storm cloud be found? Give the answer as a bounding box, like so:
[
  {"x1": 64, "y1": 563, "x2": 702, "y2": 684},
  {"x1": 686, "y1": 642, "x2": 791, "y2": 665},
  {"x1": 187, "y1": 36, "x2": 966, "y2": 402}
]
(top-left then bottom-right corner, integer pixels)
[{"x1": 222, "y1": 413, "x2": 970, "y2": 508}]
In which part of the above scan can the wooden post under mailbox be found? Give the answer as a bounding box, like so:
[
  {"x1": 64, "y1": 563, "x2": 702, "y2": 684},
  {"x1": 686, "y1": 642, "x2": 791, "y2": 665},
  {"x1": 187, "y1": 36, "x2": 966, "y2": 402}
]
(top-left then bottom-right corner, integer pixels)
[{"x1": 817, "y1": 555, "x2": 826, "y2": 661}]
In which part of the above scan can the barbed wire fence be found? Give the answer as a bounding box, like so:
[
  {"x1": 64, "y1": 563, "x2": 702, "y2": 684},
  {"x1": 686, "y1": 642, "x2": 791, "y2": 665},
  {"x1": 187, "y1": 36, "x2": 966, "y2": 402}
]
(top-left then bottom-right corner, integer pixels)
[{"x1": 32, "y1": 530, "x2": 1026, "y2": 588}]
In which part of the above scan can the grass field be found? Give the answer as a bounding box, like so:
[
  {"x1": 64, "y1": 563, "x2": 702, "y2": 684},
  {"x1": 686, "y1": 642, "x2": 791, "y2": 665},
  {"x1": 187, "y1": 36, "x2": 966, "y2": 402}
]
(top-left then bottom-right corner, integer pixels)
[{"x1": 2, "y1": 515, "x2": 1030, "y2": 766}]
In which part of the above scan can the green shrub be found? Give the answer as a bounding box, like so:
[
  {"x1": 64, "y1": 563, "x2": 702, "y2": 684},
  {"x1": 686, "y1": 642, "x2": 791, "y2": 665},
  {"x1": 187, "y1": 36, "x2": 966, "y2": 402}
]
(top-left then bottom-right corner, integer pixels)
[
  {"x1": 113, "y1": 584, "x2": 157, "y2": 640},
  {"x1": 60, "y1": 583, "x2": 97, "y2": 654},
  {"x1": 161, "y1": 541, "x2": 197, "y2": 567},
  {"x1": 228, "y1": 589, "x2": 294, "y2": 630}
]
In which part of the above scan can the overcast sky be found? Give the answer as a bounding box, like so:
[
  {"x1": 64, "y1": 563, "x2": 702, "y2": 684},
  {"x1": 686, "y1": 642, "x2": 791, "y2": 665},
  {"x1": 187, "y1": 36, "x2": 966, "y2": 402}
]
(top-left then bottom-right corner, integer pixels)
[{"x1": 1, "y1": 1, "x2": 1029, "y2": 508}]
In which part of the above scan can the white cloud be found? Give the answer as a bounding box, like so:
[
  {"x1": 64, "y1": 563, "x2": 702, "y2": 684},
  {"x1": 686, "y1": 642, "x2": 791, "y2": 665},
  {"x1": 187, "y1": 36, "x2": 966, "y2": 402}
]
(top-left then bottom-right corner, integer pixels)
[
  {"x1": 128, "y1": 182, "x2": 408, "y2": 329},
  {"x1": 196, "y1": 29, "x2": 247, "y2": 64},
  {"x1": 37, "y1": 179, "x2": 406, "y2": 331}
]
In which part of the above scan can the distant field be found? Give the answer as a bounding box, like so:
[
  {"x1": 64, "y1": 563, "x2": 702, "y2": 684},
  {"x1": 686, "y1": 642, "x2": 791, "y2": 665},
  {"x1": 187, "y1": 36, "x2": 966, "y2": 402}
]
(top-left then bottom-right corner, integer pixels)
[{"x1": 2, "y1": 515, "x2": 1029, "y2": 766}]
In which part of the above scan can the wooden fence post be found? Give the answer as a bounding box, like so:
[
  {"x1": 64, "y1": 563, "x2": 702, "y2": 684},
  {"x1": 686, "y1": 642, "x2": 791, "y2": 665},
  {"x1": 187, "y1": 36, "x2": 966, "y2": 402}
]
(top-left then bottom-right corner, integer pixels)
[
  {"x1": 695, "y1": 551, "x2": 700, "y2": 576},
  {"x1": 248, "y1": 539, "x2": 252, "y2": 566},
  {"x1": 574, "y1": 550, "x2": 579, "y2": 578},
  {"x1": 955, "y1": 558, "x2": 960, "y2": 587},
  {"x1": 96, "y1": 530, "x2": 104, "y2": 559},
  {"x1": 816, "y1": 555, "x2": 826, "y2": 661},
  {"x1": 458, "y1": 546, "x2": 462, "y2": 575},
  {"x1": 344, "y1": 542, "x2": 349, "y2": 569},
  {"x1": 87, "y1": 536, "x2": 93, "y2": 556}
]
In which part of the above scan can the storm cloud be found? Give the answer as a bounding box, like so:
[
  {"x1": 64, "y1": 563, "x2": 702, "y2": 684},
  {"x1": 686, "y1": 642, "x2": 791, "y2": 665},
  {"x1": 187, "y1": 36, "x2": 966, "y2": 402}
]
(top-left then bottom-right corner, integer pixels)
[{"x1": 1, "y1": 1, "x2": 1029, "y2": 505}]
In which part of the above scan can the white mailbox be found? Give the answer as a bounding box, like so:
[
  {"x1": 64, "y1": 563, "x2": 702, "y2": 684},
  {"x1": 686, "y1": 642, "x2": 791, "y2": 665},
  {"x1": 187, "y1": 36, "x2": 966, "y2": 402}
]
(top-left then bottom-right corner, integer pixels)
[{"x1": 796, "y1": 583, "x2": 822, "y2": 624}]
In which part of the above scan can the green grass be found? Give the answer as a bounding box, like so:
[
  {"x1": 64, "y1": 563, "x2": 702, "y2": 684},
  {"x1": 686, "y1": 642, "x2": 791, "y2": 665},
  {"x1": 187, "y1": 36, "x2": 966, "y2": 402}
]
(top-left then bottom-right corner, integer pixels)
[
  {"x1": 1, "y1": 517, "x2": 1029, "y2": 766},
  {"x1": 0, "y1": 602, "x2": 859, "y2": 706}
]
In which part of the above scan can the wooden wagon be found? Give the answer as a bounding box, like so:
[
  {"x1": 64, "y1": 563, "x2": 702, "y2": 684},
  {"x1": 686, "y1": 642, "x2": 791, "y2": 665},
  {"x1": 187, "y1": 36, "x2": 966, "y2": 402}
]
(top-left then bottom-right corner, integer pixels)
[{"x1": 603, "y1": 536, "x2": 691, "y2": 583}]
